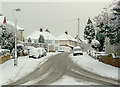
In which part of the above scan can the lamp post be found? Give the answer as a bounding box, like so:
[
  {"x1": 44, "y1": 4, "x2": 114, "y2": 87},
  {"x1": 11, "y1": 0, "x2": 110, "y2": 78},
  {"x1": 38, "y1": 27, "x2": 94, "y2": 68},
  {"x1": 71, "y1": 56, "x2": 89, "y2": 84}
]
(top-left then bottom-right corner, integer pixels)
[
  {"x1": 77, "y1": 18, "x2": 80, "y2": 46},
  {"x1": 13, "y1": 8, "x2": 21, "y2": 66}
]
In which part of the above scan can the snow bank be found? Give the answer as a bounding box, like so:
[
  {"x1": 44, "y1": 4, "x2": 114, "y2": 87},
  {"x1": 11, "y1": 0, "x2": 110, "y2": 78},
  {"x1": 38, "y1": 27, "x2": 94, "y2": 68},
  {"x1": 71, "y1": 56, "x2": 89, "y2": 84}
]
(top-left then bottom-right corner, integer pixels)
[
  {"x1": 70, "y1": 52, "x2": 119, "y2": 80},
  {"x1": 0, "y1": 52, "x2": 58, "y2": 86}
]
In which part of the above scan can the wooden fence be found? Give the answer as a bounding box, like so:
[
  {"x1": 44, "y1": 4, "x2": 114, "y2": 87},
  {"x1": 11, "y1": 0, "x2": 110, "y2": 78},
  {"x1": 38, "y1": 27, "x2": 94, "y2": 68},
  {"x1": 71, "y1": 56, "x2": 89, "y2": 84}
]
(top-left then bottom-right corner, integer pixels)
[
  {"x1": 101, "y1": 54, "x2": 120, "y2": 67},
  {"x1": 0, "y1": 49, "x2": 10, "y2": 64}
]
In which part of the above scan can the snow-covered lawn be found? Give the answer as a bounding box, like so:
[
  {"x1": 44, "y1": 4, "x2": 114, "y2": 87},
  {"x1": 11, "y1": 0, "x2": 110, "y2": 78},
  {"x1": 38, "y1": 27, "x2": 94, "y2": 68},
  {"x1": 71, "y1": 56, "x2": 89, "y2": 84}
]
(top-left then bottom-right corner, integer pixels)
[
  {"x1": 0, "y1": 52, "x2": 58, "y2": 86},
  {"x1": 50, "y1": 75, "x2": 98, "y2": 85},
  {"x1": 70, "y1": 52, "x2": 119, "y2": 80}
]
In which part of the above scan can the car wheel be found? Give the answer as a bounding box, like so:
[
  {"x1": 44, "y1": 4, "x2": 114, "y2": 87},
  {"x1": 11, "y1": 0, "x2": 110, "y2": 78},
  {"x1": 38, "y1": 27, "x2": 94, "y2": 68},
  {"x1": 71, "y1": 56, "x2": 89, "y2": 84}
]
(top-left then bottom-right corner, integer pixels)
[
  {"x1": 38, "y1": 56, "x2": 41, "y2": 58},
  {"x1": 73, "y1": 54, "x2": 76, "y2": 56}
]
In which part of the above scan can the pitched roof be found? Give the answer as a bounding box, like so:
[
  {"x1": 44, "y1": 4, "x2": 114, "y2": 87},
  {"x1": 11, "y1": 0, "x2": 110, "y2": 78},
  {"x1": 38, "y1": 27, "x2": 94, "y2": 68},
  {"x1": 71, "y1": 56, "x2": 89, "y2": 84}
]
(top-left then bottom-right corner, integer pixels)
[
  {"x1": 0, "y1": 16, "x2": 4, "y2": 26},
  {"x1": 56, "y1": 33, "x2": 77, "y2": 42},
  {"x1": 7, "y1": 21, "x2": 24, "y2": 31},
  {"x1": 26, "y1": 31, "x2": 56, "y2": 40}
]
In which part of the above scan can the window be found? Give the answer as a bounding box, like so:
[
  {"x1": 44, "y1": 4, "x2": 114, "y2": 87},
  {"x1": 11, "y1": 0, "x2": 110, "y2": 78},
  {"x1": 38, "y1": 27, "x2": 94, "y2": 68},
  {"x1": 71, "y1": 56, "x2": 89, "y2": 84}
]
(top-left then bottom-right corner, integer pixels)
[
  {"x1": 55, "y1": 40, "x2": 58, "y2": 44},
  {"x1": 55, "y1": 47, "x2": 58, "y2": 51},
  {"x1": 49, "y1": 40, "x2": 52, "y2": 43}
]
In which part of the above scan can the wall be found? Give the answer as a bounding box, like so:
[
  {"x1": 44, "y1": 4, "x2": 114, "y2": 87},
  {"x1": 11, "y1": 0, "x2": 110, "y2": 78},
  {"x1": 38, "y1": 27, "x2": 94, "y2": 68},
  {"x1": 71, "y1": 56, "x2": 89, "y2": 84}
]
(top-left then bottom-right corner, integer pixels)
[{"x1": 18, "y1": 30, "x2": 24, "y2": 41}]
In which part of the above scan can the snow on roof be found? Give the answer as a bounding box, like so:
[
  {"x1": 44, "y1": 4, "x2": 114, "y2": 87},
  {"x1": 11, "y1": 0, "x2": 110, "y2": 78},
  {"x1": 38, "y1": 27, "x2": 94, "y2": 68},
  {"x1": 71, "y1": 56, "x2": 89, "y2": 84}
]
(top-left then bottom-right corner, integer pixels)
[
  {"x1": 26, "y1": 31, "x2": 56, "y2": 40},
  {"x1": 81, "y1": 39, "x2": 88, "y2": 44},
  {"x1": 66, "y1": 43, "x2": 74, "y2": 47},
  {"x1": 0, "y1": 16, "x2": 24, "y2": 31},
  {"x1": 17, "y1": 43, "x2": 24, "y2": 47},
  {"x1": 0, "y1": 16, "x2": 4, "y2": 25},
  {"x1": 91, "y1": 39, "x2": 100, "y2": 45},
  {"x1": 73, "y1": 46, "x2": 81, "y2": 49},
  {"x1": 7, "y1": 21, "x2": 24, "y2": 31},
  {"x1": 56, "y1": 33, "x2": 77, "y2": 42}
]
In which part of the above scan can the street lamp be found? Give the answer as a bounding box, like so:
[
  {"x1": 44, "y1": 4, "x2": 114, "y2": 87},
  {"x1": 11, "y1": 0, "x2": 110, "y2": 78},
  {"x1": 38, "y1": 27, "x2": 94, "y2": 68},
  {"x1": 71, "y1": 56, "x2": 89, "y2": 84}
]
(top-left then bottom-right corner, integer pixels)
[
  {"x1": 13, "y1": 8, "x2": 21, "y2": 66},
  {"x1": 77, "y1": 18, "x2": 80, "y2": 46}
]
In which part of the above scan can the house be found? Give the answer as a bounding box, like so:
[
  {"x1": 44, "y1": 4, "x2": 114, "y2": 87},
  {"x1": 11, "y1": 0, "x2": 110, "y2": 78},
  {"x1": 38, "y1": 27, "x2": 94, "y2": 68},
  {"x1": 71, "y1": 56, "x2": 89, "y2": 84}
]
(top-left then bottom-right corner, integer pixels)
[
  {"x1": 26, "y1": 28, "x2": 58, "y2": 52},
  {"x1": 56, "y1": 32, "x2": 78, "y2": 52}
]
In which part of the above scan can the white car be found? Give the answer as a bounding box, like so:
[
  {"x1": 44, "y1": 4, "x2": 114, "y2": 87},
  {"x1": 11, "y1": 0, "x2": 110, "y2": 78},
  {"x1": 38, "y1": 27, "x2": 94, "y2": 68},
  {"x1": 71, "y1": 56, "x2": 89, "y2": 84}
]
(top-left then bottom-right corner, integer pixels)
[
  {"x1": 29, "y1": 47, "x2": 46, "y2": 58},
  {"x1": 73, "y1": 47, "x2": 83, "y2": 56}
]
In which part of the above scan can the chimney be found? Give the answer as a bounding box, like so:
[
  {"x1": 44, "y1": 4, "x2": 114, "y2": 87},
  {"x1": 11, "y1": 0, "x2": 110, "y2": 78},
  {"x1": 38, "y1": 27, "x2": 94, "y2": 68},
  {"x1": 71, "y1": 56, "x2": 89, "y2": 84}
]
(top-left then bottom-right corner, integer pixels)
[
  {"x1": 65, "y1": 31, "x2": 68, "y2": 35},
  {"x1": 40, "y1": 28, "x2": 43, "y2": 32},
  {"x1": 0, "y1": 13, "x2": 3, "y2": 16},
  {"x1": 3, "y1": 17, "x2": 6, "y2": 24}
]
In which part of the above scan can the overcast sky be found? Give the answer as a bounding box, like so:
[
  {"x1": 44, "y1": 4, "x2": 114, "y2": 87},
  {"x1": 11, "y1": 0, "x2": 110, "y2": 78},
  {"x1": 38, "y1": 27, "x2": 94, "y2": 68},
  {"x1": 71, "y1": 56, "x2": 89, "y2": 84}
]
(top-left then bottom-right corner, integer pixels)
[{"x1": 2, "y1": 1, "x2": 112, "y2": 38}]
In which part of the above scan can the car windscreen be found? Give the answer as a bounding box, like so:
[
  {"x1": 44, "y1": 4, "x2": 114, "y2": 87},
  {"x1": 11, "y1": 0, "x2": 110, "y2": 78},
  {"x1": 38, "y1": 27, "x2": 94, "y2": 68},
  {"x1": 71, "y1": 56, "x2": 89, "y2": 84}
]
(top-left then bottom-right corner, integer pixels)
[{"x1": 74, "y1": 48, "x2": 81, "y2": 51}]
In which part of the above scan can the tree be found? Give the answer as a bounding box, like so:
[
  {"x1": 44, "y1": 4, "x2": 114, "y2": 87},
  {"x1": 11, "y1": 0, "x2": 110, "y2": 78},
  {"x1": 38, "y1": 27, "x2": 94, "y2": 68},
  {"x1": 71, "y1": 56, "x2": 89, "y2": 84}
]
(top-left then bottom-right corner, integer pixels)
[
  {"x1": 0, "y1": 25, "x2": 15, "y2": 53},
  {"x1": 96, "y1": 31, "x2": 105, "y2": 51},
  {"x1": 84, "y1": 18, "x2": 95, "y2": 43},
  {"x1": 108, "y1": 1, "x2": 120, "y2": 44},
  {"x1": 97, "y1": 1, "x2": 120, "y2": 45},
  {"x1": 38, "y1": 35, "x2": 45, "y2": 43},
  {"x1": 28, "y1": 37, "x2": 32, "y2": 43}
]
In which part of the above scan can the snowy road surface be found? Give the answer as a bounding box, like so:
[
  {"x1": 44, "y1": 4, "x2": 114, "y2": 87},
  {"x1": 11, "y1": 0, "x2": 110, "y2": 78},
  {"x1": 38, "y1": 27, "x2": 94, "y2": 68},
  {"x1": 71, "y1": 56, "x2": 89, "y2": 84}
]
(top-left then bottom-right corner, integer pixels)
[{"x1": 10, "y1": 53, "x2": 119, "y2": 85}]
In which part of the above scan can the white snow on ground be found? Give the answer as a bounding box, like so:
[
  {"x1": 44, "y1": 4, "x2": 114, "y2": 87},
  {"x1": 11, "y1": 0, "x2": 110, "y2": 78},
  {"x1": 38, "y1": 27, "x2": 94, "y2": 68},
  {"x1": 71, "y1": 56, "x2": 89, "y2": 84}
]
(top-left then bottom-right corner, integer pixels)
[
  {"x1": 50, "y1": 75, "x2": 98, "y2": 85},
  {"x1": 0, "y1": 52, "x2": 58, "y2": 86},
  {"x1": 70, "y1": 52, "x2": 119, "y2": 80}
]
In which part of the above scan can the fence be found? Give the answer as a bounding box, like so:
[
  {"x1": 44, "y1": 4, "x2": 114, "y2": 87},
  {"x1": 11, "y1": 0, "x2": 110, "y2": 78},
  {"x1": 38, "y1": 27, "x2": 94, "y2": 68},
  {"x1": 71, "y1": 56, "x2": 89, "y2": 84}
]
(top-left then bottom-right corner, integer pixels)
[
  {"x1": 101, "y1": 54, "x2": 120, "y2": 67},
  {"x1": 0, "y1": 49, "x2": 10, "y2": 64},
  {"x1": 88, "y1": 49, "x2": 120, "y2": 67}
]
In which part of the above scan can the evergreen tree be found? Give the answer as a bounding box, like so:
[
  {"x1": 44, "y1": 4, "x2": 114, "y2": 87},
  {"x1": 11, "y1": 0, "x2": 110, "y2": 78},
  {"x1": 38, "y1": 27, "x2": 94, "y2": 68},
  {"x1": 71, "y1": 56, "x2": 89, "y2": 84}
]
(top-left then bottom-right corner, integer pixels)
[
  {"x1": 109, "y1": 1, "x2": 120, "y2": 44},
  {"x1": 38, "y1": 35, "x2": 45, "y2": 43},
  {"x1": 84, "y1": 18, "x2": 95, "y2": 43},
  {"x1": 0, "y1": 25, "x2": 15, "y2": 53},
  {"x1": 97, "y1": 1, "x2": 120, "y2": 45},
  {"x1": 96, "y1": 31, "x2": 105, "y2": 51}
]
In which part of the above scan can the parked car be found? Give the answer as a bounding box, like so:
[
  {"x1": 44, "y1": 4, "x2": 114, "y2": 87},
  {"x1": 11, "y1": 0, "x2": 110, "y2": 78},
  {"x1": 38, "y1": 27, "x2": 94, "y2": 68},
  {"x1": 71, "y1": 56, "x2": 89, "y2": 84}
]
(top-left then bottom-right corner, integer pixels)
[
  {"x1": 73, "y1": 47, "x2": 83, "y2": 56},
  {"x1": 29, "y1": 47, "x2": 46, "y2": 58},
  {"x1": 58, "y1": 50, "x2": 65, "y2": 52}
]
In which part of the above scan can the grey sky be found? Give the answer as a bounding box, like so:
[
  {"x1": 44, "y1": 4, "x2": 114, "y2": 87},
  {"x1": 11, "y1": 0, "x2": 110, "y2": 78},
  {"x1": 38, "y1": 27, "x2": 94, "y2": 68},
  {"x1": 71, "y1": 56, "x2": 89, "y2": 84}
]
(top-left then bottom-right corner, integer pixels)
[{"x1": 2, "y1": 2, "x2": 111, "y2": 39}]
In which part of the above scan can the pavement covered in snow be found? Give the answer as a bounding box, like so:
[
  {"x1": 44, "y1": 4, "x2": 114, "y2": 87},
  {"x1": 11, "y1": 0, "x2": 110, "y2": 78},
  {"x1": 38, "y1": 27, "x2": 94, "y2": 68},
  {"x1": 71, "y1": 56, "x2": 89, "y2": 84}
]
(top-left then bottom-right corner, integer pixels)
[
  {"x1": 0, "y1": 52, "x2": 58, "y2": 86},
  {"x1": 70, "y1": 52, "x2": 119, "y2": 80}
]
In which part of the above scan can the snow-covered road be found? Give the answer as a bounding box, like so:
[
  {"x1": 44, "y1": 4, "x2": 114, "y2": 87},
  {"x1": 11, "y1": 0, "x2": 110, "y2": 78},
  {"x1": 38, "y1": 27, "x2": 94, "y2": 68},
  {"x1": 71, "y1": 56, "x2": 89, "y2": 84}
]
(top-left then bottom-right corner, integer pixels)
[
  {"x1": 0, "y1": 52, "x2": 119, "y2": 86},
  {"x1": 9, "y1": 53, "x2": 119, "y2": 85}
]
